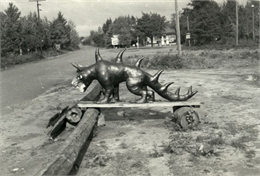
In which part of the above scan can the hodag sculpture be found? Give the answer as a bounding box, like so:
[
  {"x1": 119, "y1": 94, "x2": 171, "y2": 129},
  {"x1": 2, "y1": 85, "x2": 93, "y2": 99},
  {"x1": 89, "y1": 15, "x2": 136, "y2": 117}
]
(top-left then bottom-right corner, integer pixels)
[{"x1": 71, "y1": 48, "x2": 197, "y2": 103}]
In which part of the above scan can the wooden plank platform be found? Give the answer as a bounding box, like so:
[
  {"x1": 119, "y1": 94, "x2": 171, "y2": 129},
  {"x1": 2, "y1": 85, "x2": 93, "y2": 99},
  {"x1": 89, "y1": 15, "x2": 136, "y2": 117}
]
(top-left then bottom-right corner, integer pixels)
[{"x1": 78, "y1": 101, "x2": 203, "y2": 108}]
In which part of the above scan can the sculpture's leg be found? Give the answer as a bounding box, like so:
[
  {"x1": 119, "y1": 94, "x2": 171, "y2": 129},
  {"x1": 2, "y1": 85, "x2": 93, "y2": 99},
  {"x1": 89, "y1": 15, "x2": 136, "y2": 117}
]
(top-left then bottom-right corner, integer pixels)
[
  {"x1": 147, "y1": 90, "x2": 155, "y2": 102},
  {"x1": 113, "y1": 85, "x2": 120, "y2": 102},
  {"x1": 126, "y1": 83, "x2": 148, "y2": 103},
  {"x1": 97, "y1": 87, "x2": 113, "y2": 103}
]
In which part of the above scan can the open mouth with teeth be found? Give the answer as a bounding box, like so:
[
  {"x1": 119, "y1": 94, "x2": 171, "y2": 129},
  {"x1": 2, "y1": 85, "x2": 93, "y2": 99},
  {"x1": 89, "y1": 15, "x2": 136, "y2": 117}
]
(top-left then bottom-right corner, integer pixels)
[
  {"x1": 72, "y1": 80, "x2": 87, "y2": 92},
  {"x1": 76, "y1": 82, "x2": 87, "y2": 92}
]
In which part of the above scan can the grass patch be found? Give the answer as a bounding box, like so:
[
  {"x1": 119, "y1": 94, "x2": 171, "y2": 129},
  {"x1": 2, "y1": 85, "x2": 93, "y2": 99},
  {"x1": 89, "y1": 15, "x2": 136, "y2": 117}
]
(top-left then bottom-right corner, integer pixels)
[
  {"x1": 207, "y1": 135, "x2": 225, "y2": 146},
  {"x1": 122, "y1": 49, "x2": 259, "y2": 70},
  {"x1": 148, "y1": 54, "x2": 183, "y2": 69},
  {"x1": 1, "y1": 52, "x2": 45, "y2": 69},
  {"x1": 240, "y1": 50, "x2": 259, "y2": 60},
  {"x1": 149, "y1": 143, "x2": 164, "y2": 158},
  {"x1": 112, "y1": 150, "x2": 150, "y2": 176},
  {"x1": 1, "y1": 49, "x2": 70, "y2": 70},
  {"x1": 230, "y1": 140, "x2": 247, "y2": 151}
]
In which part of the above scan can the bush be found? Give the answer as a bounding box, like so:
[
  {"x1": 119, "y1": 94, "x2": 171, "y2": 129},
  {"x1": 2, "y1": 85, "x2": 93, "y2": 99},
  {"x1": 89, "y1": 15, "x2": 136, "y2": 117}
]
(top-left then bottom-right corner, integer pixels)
[
  {"x1": 149, "y1": 54, "x2": 183, "y2": 69},
  {"x1": 1, "y1": 52, "x2": 45, "y2": 69},
  {"x1": 124, "y1": 53, "x2": 183, "y2": 70},
  {"x1": 240, "y1": 50, "x2": 259, "y2": 60}
]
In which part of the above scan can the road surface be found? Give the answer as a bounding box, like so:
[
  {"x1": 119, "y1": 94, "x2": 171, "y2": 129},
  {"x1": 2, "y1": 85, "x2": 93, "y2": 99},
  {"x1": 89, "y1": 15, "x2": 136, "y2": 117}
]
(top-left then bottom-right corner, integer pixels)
[{"x1": 0, "y1": 46, "x2": 99, "y2": 115}]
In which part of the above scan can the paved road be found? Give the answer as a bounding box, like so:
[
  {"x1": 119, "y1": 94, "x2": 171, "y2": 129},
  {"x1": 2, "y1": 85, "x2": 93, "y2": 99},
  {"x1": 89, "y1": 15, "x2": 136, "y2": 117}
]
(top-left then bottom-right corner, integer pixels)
[{"x1": 0, "y1": 46, "x2": 99, "y2": 115}]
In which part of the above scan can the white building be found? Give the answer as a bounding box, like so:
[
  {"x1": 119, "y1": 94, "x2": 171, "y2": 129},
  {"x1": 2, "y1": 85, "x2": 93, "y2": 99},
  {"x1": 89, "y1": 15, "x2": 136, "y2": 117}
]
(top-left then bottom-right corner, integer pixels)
[{"x1": 146, "y1": 28, "x2": 176, "y2": 46}]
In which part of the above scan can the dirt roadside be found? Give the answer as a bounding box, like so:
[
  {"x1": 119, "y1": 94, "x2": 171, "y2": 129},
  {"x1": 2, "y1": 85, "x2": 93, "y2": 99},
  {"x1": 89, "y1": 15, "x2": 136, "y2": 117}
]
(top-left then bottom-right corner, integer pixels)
[
  {"x1": 76, "y1": 66, "x2": 260, "y2": 176},
  {"x1": 0, "y1": 60, "x2": 259, "y2": 175}
]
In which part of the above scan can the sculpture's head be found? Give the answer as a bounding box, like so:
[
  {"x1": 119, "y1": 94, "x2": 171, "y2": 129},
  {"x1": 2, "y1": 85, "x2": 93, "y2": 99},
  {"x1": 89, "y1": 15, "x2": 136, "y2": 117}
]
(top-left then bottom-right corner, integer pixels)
[{"x1": 70, "y1": 63, "x2": 93, "y2": 92}]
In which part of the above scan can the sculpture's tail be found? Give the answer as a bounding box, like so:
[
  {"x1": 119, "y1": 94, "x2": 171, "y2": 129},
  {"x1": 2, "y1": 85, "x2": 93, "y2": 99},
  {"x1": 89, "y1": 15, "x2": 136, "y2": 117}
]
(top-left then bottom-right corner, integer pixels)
[
  {"x1": 114, "y1": 48, "x2": 197, "y2": 101},
  {"x1": 147, "y1": 70, "x2": 197, "y2": 101}
]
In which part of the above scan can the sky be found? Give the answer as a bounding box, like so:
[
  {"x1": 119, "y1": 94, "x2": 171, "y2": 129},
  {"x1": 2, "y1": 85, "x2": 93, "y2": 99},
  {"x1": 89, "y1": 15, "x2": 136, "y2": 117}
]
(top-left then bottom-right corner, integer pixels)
[{"x1": 0, "y1": 0, "x2": 249, "y2": 37}]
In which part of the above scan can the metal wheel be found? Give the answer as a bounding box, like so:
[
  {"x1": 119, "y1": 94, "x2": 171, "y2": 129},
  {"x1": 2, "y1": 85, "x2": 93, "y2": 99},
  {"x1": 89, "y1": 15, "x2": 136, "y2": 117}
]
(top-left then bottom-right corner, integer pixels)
[{"x1": 173, "y1": 107, "x2": 200, "y2": 130}]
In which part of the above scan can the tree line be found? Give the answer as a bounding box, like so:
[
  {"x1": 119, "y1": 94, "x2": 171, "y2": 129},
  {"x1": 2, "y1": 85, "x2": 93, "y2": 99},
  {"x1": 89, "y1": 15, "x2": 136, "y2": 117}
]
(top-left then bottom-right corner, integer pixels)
[
  {"x1": 1, "y1": 3, "x2": 80, "y2": 57},
  {"x1": 177, "y1": 0, "x2": 259, "y2": 45},
  {"x1": 84, "y1": 0, "x2": 259, "y2": 48},
  {"x1": 83, "y1": 13, "x2": 168, "y2": 48}
]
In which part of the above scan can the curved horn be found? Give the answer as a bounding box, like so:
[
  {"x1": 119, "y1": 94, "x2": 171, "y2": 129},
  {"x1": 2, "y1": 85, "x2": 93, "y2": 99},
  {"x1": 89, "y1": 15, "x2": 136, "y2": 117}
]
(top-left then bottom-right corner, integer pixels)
[
  {"x1": 95, "y1": 48, "x2": 103, "y2": 62},
  {"x1": 135, "y1": 57, "x2": 144, "y2": 67},
  {"x1": 70, "y1": 62, "x2": 83, "y2": 72},
  {"x1": 116, "y1": 48, "x2": 126, "y2": 63},
  {"x1": 161, "y1": 82, "x2": 174, "y2": 92}
]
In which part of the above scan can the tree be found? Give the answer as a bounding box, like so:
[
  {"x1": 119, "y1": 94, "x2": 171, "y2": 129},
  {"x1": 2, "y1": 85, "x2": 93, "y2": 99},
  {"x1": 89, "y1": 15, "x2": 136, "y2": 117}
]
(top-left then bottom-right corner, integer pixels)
[
  {"x1": 1, "y1": 3, "x2": 22, "y2": 56},
  {"x1": 171, "y1": 10, "x2": 190, "y2": 44},
  {"x1": 50, "y1": 12, "x2": 71, "y2": 49},
  {"x1": 186, "y1": 0, "x2": 222, "y2": 45},
  {"x1": 219, "y1": 0, "x2": 236, "y2": 41},
  {"x1": 109, "y1": 16, "x2": 136, "y2": 47},
  {"x1": 136, "y1": 12, "x2": 167, "y2": 47},
  {"x1": 90, "y1": 30, "x2": 105, "y2": 47},
  {"x1": 41, "y1": 17, "x2": 52, "y2": 50},
  {"x1": 68, "y1": 20, "x2": 80, "y2": 49},
  {"x1": 242, "y1": 1, "x2": 259, "y2": 40},
  {"x1": 1, "y1": 11, "x2": 8, "y2": 56},
  {"x1": 102, "y1": 18, "x2": 112, "y2": 34},
  {"x1": 20, "y1": 12, "x2": 42, "y2": 52},
  {"x1": 102, "y1": 18, "x2": 113, "y2": 47}
]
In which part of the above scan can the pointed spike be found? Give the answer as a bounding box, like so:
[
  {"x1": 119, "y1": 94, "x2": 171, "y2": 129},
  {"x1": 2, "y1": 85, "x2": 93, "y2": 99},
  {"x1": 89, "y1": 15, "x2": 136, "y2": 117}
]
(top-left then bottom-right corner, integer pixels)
[
  {"x1": 95, "y1": 48, "x2": 99, "y2": 62},
  {"x1": 70, "y1": 62, "x2": 77, "y2": 68},
  {"x1": 161, "y1": 82, "x2": 174, "y2": 92},
  {"x1": 191, "y1": 90, "x2": 198, "y2": 96},
  {"x1": 95, "y1": 48, "x2": 103, "y2": 62},
  {"x1": 175, "y1": 87, "x2": 181, "y2": 95},
  {"x1": 116, "y1": 48, "x2": 126, "y2": 63},
  {"x1": 97, "y1": 48, "x2": 103, "y2": 61},
  {"x1": 70, "y1": 62, "x2": 83, "y2": 72},
  {"x1": 151, "y1": 70, "x2": 164, "y2": 83},
  {"x1": 188, "y1": 86, "x2": 192, "y2": 94},
  {"x1": 189, "y1": 86, "x2": 198, "y2": 96},
  {"x1": 135, "y1": 57, "x2": 144, "y2": 67}
]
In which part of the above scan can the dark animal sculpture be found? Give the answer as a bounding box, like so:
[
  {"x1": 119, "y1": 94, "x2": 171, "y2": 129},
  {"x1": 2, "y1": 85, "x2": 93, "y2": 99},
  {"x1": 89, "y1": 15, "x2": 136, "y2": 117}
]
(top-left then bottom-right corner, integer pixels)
[{"x1": 71, "y1": 48, "x2": 197, "y2": 103}]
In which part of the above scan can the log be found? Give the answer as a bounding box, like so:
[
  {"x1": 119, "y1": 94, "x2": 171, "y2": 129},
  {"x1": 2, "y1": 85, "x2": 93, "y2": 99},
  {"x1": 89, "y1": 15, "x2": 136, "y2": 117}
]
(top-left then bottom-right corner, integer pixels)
[
  {"x1": 37, "y1": 108, "x2": 99, "y2": 176},
  {"x1": 80, "y1": 82, "x2": 102, "y2": 101}
]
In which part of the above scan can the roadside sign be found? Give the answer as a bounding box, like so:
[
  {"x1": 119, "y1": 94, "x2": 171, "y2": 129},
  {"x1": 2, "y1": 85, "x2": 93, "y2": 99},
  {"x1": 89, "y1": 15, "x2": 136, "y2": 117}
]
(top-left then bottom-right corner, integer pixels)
[
  {"x1": 186, "y1": 33, "x2": 191, "y2": 39},
  {"x1": 111, "y1": 35, "x2": 119, "y2": 46}
]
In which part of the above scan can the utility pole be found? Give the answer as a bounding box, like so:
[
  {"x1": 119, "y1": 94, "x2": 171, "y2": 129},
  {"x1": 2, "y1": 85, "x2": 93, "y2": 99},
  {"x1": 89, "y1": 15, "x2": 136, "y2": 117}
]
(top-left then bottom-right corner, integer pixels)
[
  {"x1": 235, "y1": 0, "x2": 238, "y2": 46},
  {"x1": 187, "y1": 16, "x2": 190, "y2": 46},
  {"x1": 36, "y1": 0, "x2": 41, "y2": 20},
  {"x1": 251, "y1": 4, "x2": 255, "y2": 41},
  {"x1": 37, "y1": 1, "x2": 42, "y2": 54},
  {"x1": 175, "y1": 0, "x2": 181, "y2": 57}
]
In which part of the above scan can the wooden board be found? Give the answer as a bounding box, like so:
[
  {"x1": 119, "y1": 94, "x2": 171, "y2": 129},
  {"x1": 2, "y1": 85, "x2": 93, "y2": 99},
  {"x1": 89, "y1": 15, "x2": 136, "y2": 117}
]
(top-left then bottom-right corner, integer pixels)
[{"x1": 78, "y1": 101, "x2": 203, "y2": 108}]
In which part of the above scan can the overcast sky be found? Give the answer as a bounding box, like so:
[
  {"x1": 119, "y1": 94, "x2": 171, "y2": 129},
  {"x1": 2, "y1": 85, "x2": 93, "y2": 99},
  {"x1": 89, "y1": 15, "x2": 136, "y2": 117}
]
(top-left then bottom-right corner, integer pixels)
[{"x1": 1, "y1": 0, "x2": 249, "y2": 37}]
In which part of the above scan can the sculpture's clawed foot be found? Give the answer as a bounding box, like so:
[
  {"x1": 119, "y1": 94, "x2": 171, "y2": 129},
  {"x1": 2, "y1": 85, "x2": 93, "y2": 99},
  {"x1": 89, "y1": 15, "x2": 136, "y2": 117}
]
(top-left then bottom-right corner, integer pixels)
[
  {"x1": 110, "y1": 98, "x2": 120, "y2": 103},
  {"x1": 136, "y1": 98, "x2": 147, "y2": 104},
  {"x1": 96, "y1": 98, "x2": 109, "y2": 104}
]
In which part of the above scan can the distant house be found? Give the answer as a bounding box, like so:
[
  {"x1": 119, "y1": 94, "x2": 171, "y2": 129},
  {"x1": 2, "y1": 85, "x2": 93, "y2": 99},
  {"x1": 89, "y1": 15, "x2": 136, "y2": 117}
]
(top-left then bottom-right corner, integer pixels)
[
  {"x1": 146, "y1": 27, "x2": 176, "y2": 46},
  {"x1": 161, "y1": 27, "x2": 176, "y2": 46}
]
